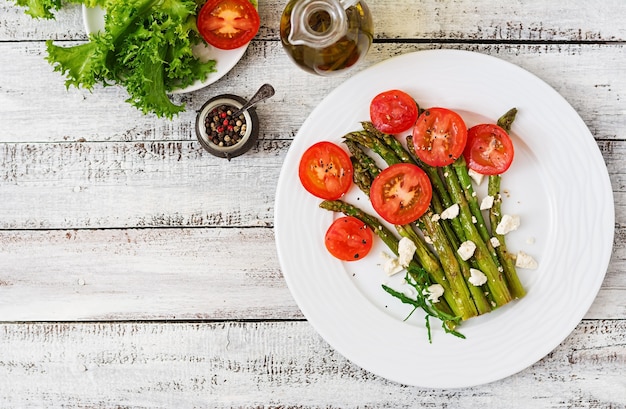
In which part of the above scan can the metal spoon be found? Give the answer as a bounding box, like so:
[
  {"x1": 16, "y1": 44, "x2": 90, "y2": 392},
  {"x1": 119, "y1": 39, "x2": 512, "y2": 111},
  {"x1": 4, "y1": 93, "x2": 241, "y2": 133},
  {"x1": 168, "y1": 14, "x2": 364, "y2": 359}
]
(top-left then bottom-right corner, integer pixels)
[{"x1": 231, "y1": 83, "x2": 275, "y2": 117}]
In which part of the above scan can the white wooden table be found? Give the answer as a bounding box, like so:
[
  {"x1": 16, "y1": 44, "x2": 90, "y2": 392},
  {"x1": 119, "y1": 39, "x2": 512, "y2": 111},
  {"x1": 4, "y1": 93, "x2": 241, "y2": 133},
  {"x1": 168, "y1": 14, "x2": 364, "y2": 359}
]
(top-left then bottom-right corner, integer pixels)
[{"x1": 1, "y1": 0, "x2": 625, "y2": 406}]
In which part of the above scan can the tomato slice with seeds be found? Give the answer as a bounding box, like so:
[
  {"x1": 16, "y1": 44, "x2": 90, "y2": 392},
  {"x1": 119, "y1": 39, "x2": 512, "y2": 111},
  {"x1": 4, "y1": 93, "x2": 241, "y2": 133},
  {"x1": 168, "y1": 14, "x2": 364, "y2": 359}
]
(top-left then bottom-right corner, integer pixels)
[
  {"x1": 370, "y1": 163, "x2": 432, "y2": 225},
  {"x1": 325, "y1": 216, "x2": 374, "y2": 261},
  {"x1": 464, "y1": 123, "x2": 515, "y2": 175},
  {"x1": 369, "y1": 90, "x2": 419, "y2": 134},
  {"x1": 411, "y1": 107, "x2": 468, "y2": 167},
  {"x1": 299, "y1": 141, "x2": 353, "y2": 200},
  {"x1": 197, "y1": 0, "x2": 260, "y2": 50}
]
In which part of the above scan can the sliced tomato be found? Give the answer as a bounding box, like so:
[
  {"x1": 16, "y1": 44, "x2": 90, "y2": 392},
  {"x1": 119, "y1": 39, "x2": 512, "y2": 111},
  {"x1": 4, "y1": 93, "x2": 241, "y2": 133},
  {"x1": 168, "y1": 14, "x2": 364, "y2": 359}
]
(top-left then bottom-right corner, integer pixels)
[
  {"x1": 325, "y1": 216, "x2": 374, "y2": 261},
  {"x1": 369, "y1": 90, "x2": 419, "y2": 134},
  {"x1": 299, "y1": 141, "x2": 353, "y2": 200},
  {"x1": 370, "y1": 163, "x2": 432, "y2": 225},
  {"x1": 411, "y1": 107, "x2": 468, "y2": 167},
  {"x1": 197, "y1": 0, "x2": 260, "y2": 50},
  {"x1": 464, "y1": 123, "x2": 515, "y2": 175}
]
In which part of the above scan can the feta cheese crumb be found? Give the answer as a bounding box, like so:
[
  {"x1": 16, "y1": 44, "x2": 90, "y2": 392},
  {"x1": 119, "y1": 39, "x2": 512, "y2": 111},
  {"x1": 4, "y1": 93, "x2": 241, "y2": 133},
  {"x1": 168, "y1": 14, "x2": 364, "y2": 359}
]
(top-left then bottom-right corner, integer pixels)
[
  {"x1": 402, "y1": 287, "x2": 415, "y2": 297},
  {"x1": 441, "y1": 204, "x2": 460, "y2": 220},
  {"x1": 515, "y1": 251, "x2": 538, "y2": 269},
  {"x1": 425, "y1": 284, "x2": 445, "y2": 303},
  {"x1": 472, "y1": 216, "x2": 477, "y2": 224},
  {"x1": 468, "y1": 268, "x2": 488, "y2": 286},
  {"x1": 468, "y1": 169, "x2": 484, "y2": 185},
  {"x1": 480, "y1": 195, "x2": 495, "y2": 210},
  {"x1": 424, "y1": 236, "x2": 433, "y2": 245},
  {"x1": 431, "y1": 213, "x2": 441, "y2": 223},
  {"x1": 489, "y1": 237, "x2": 501, "y2": 248},
  {"x1": 381, "y1": 252, "x2": 403, "y2": 276},
  {"x1": 495, "y1": 214, "x2": 520, "y2": 235},
  {"x1": 397, "y1": 237, "x2": 417, "y2": 267},
  {"x1": 457, "y1": 240, "x2": 477, "y2": 261}
]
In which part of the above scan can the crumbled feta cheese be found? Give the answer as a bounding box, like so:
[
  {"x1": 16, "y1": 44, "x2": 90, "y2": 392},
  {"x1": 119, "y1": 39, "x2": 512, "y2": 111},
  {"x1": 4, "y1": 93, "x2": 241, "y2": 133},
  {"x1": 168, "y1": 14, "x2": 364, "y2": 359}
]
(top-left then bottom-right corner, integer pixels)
[
  {"x1": 489, "y1": 236, "x2": 501, "y2": 248},
  {"x1": 472, "y1": 216, "x2": 477, "y2": 224},
  {"x1": 471, "y1": 191, "x2": 477, "y2": 197},
  {"x1": 381, "y1": 252, "x2": 403, "y2": 276},
  {"x1": 425, "y1": 284, "x2": 445, "y2": 303},
  {"x1": 468, "y1": 169, "x2": 484, "y2": 185},
  {"x1": 431, "y1": 213, "x2": 441, "y2": 223},
  {"x1": 424, "y1": 236, "x2": 433, "y2": 245},
  {"x1": 515, "y1": 251, "x2": 538, "y2": 269},
  {"x1": 495, "y1": 214, "x2": 520, "y2": 235},
  {"x1": 457, "y1": 240, "x2": 477, "y2": 261},
  {"x1": 468, "y1": 268, "x2": 488, "y2": 286},
  {"x1": 403, "y1": 287, "x2": 415, "y2": 297},
  {"x1": 441, "y1": 204, "x2": 460, "y2": 220},
  {"x1": 480, "y1": 195, "x2": 495, "y2": 210},
  {"x1": 398, "y1": 237, "x2": 417, "y2": 267}
]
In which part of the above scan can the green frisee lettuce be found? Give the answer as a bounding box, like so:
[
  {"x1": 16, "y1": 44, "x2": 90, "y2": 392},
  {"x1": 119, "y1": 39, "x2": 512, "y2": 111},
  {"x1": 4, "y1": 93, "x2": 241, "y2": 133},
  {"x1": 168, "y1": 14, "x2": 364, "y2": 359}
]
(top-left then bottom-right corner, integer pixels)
[{"x1": 14, "y1": 0, "x2": 217, "y2": 118}]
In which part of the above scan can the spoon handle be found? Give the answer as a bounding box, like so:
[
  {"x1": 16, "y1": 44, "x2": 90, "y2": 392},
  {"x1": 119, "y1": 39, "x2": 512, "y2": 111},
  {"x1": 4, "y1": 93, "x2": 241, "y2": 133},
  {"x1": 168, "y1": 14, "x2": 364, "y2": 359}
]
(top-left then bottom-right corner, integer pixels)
[{"x1": 232, "y1": 84, "x2": 275, "y2": 117}]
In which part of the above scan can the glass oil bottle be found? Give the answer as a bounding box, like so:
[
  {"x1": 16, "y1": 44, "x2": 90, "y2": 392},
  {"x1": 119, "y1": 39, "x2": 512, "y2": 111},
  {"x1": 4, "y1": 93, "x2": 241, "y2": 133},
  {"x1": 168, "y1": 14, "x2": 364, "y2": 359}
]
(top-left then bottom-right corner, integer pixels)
[{"x1": 279, "y1": 0, "x2": 373, "y2": 76}]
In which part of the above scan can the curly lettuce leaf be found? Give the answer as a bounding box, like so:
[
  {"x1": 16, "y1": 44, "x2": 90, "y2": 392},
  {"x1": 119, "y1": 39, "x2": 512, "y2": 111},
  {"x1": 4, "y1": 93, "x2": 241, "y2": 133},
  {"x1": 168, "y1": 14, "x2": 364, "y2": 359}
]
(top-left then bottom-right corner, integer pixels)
[
  {"x1": 13, "y1": 0, "x2": 62, "y2": 18},
  {"x1": 18, "y1": 0, "x2": 218, "y2": 118},
  {"x1": 13, "y1": 0, "x2": 106, "y2": 18}
]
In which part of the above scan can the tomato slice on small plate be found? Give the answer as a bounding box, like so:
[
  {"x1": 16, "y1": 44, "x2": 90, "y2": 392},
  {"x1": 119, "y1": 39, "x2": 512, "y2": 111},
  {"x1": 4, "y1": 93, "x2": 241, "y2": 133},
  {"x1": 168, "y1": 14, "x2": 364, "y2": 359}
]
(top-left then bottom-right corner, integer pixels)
[
  {"x1": 370, "y1": 163, "x2": 432, "y2": 225},
  {"x1": 299, "y1": 141, "x2": 353, "y2": 200},
  {"x1": 464, "y1": 123, "x2": 515, "y2": 175},
  {"x1": 325, "y1": 216, "x2": 374, "y2": 261},
  {"x1": 412, "y1": 107, "x2": 468, "y2": 167},
  {"x1": 369, "y1": 90, "x2": 419, "y2": 134},
  {"x1": 197, "y1": 0, "x2": 260, "y2": 50}
]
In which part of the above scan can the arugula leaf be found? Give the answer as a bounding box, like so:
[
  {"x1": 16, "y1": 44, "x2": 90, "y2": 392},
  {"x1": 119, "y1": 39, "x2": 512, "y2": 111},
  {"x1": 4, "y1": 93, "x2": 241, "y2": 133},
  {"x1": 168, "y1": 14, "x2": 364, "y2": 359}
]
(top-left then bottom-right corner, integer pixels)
[{"x1": 382, "y1": 267, "x2": 466, "y2": 342}]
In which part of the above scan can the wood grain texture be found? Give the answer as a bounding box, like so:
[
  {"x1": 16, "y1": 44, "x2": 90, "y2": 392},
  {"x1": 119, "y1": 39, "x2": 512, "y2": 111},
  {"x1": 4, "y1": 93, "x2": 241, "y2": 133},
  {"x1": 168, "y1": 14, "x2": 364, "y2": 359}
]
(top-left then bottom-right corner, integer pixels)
[
  {"x1": 3, "y1": 0, "x2": 626, "y2": 42},
  {"x1": 0, "y1": 228, "x2": 301, "y2": 320},
  {"x1": 0, "y1": 320, "x2": 624, "y2": 408},
  {"x1": 1, "y1": 42, "x2": 624, "y2": 143},
  {"x1": 0, "y1": 226, "x2": 623, "y2": 321},
  {"x1": 0, "y1": 0, "x2": 624, "y2": 405}
]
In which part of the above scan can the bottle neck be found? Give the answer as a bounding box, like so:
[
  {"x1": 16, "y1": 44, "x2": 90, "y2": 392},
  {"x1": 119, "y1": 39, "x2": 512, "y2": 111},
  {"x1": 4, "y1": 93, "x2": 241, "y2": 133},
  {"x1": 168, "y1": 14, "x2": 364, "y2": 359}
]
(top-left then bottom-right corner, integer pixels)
[{"x1": 288, "y1": 0, "x2": 350, "y2": 48}]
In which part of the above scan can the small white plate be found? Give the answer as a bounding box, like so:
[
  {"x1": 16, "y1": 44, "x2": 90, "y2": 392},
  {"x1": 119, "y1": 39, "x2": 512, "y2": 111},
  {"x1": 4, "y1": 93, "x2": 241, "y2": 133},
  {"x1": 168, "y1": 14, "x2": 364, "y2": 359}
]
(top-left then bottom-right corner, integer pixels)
[
  {"x1": 274, "y1": 49, "x2": 615, "y2": 388},
  {"x1": 82, "y1": 6, "x2": 250, "y2": 93}
]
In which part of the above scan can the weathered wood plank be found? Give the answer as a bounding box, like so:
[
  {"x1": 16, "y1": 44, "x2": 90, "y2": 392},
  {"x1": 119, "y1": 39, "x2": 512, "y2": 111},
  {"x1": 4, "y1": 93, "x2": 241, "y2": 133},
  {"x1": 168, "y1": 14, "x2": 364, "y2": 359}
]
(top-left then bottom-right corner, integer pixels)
[
  {"x1": 0, "y1": 42, "x2": 624, "y2": 143},
  {"x1": 0, "y1": 140, "x2": 287, "y2": 229},
  {"x1": 0, "y1": 320, "x2": 624, "y2": 408},
  {"x1": 0, "y1": 227, "x2": 300, "y2": 320},
  {"x1": 3, "y1": 0, "x2": 626, "y2": 42},
  {"x1": 0, "y1": 227, "x2": 623, "y2": 320},
  {"x1": 0, "y1": 138, "x2": 622, "y2": 228}
]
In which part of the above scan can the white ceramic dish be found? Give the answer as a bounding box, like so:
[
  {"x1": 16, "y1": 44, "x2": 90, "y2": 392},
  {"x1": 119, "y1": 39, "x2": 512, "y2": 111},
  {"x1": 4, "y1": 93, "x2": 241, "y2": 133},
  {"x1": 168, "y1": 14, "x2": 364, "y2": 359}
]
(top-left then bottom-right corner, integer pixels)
[
  {"x1": 82, "y1": 6, "x2": 250, "y2": 93},
  {"x1": 274, "y1": 49, "x2": 614, "y2": 388}
]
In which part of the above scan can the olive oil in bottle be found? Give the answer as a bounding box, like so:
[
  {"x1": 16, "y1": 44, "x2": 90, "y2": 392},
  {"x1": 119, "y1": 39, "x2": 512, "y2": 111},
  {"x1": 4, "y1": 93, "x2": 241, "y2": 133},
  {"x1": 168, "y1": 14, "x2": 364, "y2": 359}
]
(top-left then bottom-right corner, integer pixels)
[{"x1": 280, "y1": 0, "x2": 373, "y2": 76}]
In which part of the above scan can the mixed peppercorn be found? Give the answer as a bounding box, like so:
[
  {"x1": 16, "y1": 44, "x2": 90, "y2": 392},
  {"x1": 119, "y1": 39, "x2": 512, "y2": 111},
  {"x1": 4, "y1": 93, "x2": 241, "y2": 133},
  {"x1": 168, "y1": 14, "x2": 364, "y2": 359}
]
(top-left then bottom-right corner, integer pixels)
[{"x1": 204, "y1": 104, "x2": 247, "y2": 147}]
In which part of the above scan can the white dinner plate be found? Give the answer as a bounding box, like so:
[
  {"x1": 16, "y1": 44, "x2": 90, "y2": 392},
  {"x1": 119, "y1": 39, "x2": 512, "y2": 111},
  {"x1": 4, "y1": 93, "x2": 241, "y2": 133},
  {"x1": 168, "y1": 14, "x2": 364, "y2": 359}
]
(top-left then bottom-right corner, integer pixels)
[
  {"x1": 82, "y1": 6, "x2": 250, "y2": 93},
  {"x1": 274, "y1": 49, "x2": 614, "y2": 388}
]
